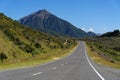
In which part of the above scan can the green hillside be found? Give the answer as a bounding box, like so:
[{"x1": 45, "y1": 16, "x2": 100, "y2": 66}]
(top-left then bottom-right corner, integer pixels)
[
  {"x1": 0, "y1": 13, "x2": 76, "y2": 65},
  {"x1": 84, "y1": 37, "x2": 120, "y2": 63},
  {"x1": 101, "y1": 30, "x2": 120, "y2": 37}
]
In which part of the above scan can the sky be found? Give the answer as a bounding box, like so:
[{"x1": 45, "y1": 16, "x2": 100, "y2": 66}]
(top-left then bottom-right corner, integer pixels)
[{"x1": 0, "y1": 0, "x2": 120, "y2": 33}]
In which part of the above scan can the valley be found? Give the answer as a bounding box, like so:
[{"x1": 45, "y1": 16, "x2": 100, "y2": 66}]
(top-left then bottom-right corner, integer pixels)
[{"x1": 0, "y1": 1, "x2": 120, "y2": 80}]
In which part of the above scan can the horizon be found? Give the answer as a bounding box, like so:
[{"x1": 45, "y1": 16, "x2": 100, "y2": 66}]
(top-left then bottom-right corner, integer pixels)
[{"x1": 0, "y1": 0, "x2": 120, "y2": 33}]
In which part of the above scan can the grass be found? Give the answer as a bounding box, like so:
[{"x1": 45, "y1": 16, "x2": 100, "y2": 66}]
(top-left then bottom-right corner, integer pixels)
[
  {"x1": 86, "y1": 44, "x2": 120, "y2": 69},
  {"x1": 85, "y1": 37, "x2": 120, "y2": 62},
  {"x1": 0, "y1": 13, "x2": 77, "y2": 71},
  {"x1": 0, "y1": 44, "x2": 77, "y2": 70}
]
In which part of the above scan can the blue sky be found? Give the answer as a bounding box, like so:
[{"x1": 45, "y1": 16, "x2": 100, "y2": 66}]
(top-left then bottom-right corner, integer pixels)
[{"x1": 0, "y1": 0, "x2": 120, "y2": 33}]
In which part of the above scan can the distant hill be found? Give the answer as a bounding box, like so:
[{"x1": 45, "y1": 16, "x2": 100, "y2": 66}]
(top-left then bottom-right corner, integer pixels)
[
  {"x1": 101, "y1": 30, "x2": 120, "y2": 37},
  {"x1": 0, "y1": 13, "x2": 76, "y2": 63},
  {"x1": 19, "y1": 9, "x2": 88, "y2": 38},
  {"x1": 87, "y1": 31, "x2": 97, "y2": 37}
]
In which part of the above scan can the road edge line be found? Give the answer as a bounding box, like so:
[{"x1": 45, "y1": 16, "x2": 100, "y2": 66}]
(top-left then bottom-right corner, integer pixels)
[{"x1": 84, "y1": 42, "x2": 105, "y2": 80}]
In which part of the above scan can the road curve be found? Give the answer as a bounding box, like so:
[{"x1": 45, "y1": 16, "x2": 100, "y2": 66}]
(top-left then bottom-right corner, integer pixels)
[{"x1": 0, "y1": 42, "x2": 119, "y2": 80}]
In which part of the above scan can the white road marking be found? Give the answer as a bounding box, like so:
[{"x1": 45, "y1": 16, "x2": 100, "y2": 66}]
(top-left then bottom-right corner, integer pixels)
[
  {"x1": 52, "y1": 67, "x2": 57, "y2": 70},
  {"x1": 84, "y1": 43, "x2": 105, "y2": 80},
  {"x1": 33, "y1": 72, "x2": 42, "y2": 76}
]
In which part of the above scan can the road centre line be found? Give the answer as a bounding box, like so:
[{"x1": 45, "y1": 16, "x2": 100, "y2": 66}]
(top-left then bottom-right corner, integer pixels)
[
  {"x1": 52, "y1": 67, "x2": 57, "y2": 70},
  {"x1": 33, "y1": 72, "x2": 42, "y2": 76}
]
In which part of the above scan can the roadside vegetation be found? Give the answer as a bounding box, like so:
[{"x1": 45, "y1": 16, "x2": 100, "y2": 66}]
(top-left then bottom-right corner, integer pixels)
[
  {"x1": 0, "y1": 13, "x2": 77, "y2": 70},
  {"x1": 83, "y1": 37, "x2": 120, "y2": 68}
]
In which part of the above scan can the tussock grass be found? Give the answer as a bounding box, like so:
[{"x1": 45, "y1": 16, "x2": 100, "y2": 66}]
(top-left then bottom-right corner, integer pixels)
[
  {"x1": 0, "y1": 44, "x2": 77, "y2": 70},
  {"x1": 86, "y1": 44, "x2": 120, "y2": 69},
  {"x1": 0, "y1": 13, "x2": 77, "y2": 70}
]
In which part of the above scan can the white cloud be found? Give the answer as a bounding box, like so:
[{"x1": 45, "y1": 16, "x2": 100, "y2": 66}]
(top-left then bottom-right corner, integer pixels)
[
  {"x1": 81, "y1": 28, "x2": 85, "y2": 31},
  {"x1": 88, "y1": 27, "x2": 94, "y2": 32}
]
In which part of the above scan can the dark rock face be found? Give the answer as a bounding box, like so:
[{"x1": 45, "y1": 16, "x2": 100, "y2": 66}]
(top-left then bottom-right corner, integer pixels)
[
  {"x1": 101, "y1": 30, "x2": 120, "y2": 37},
  {"x1": 87, "y1": 31, "x2": 97, "y2": 37},
  {"x1": 19, "y1": 9, "x2": 88, "y2": 38}
]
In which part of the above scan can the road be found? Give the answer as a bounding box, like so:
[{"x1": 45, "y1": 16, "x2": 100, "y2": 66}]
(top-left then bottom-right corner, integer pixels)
[{"x1": 0, "y1": 42, "x2": 120, "y2": 80}]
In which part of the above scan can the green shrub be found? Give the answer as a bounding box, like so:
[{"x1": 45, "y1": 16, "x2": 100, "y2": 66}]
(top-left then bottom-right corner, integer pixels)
[
  {"x1": 34, "y1": 43, "x2": 41, "y2": 48},
  {"x1": 0, "y1": 52, "x2": 7, "y2": 62}
]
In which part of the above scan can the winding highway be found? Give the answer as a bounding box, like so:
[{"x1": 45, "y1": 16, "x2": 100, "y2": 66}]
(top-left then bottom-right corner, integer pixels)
[{"x1": 0, "y1": 42, "x2": 120, "y2": 80}]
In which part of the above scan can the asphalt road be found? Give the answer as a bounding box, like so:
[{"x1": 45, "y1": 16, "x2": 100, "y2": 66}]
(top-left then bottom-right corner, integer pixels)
[{"x1": 0, "y1": 42, "x2": 120, "y2": 80}]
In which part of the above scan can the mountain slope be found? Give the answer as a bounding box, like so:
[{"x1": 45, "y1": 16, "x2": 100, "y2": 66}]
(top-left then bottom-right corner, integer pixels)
[
  {"x1": 87, "y1": 31, "x2": 97, "y2": 37},
  {"x1": 19, "y1": 9, "x2": 88, "y2": 38},
  {"x1": 101, "y1": 30, "x2": 120, "y2": 37},
  {"x1": 0, "y1": 13, "x2": 76, "y2": 64}
]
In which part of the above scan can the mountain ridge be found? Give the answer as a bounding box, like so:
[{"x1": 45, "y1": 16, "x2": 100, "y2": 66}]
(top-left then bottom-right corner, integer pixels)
[
  {"x1": 87, "y1": 31, "x2": 97, "y2": 37},
  {"x1": 19, "y1": 9, "x2": 88, "y2": 38},
  {"x1": 101, "y1": 30, "x2": 120, "y2": 37}
]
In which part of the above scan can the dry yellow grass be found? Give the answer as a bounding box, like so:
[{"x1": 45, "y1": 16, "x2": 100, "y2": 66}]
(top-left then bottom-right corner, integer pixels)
[
  {"x1": 0, "y1": 44, "x2": 77, "y2": 70},
  {"x1": 86, "y1": 44, "x2": 120, "y2": 69}
]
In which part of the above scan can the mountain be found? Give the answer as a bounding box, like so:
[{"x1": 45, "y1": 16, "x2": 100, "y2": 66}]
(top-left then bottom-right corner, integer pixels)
[
  {"x1": 87, "y1": 31, "x2": 97, "y2": 37},
  {"x1": 101, "y1": 30, "x2": 120, "y2": 37},
  {"x1": 18, "y1": 9, "x2": 88, "y2": 38},
  {"x1": 0, "y1": 13, "x2": 76, "y2": 63}
]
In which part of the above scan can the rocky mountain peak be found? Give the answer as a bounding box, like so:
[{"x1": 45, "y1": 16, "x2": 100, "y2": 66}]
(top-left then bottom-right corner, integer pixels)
[
  {"x1": 35, "y1": 9, "x2": 51, "y2": 20},
  {"x1": 19, "y1": 9, "x2": 88, "y2": 38}
]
